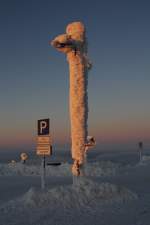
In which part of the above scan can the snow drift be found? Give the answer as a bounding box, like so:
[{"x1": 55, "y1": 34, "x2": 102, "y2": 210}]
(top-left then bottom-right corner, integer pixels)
[{"x1": 0, "y1": 178, "x2": 137, "y2": 214}]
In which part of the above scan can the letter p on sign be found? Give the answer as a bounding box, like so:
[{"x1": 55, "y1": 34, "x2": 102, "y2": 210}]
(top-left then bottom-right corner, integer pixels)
[{"x1": 38, "y1": 119, "x2": 49, "y2": 135}]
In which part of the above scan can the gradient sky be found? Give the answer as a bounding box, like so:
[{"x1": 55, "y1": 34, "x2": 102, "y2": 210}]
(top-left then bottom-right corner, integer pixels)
[{"x1": 0, "y1": 0, "x2": 150, "y2": 151}]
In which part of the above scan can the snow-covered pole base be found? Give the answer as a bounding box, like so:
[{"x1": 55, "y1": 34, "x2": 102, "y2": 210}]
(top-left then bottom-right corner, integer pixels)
[
  {"x1": 71, "y1": 159, "x2": 86, "y2": 187},
  {"x1": 72, "y1": 160, "x2": 85, "y2": 186}
]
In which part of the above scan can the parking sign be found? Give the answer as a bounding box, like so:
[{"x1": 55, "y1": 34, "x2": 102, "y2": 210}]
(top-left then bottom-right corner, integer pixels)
[{"x1": 38, "y1": 119, "x2": 49, "y2": 135}]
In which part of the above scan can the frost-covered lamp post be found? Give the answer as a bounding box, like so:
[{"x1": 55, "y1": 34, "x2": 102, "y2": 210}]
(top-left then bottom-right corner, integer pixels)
[{"x1": 51, "y1": 22, "x2": 92, "y2": 179}]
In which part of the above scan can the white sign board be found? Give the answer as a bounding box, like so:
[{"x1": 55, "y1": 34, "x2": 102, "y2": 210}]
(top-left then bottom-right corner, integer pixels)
[
  {"x1": 36, "y1": 145, "x2": 51, "y2": 156},
  {"x1": 37, "y1": 136, "x2": 51, "y2": 144}
]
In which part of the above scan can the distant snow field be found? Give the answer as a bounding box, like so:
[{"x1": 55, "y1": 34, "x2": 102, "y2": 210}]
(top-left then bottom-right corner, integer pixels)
[
  {"x1": 0, "y1": 160, "x2": 121, "y2": 177},
  {"x1": 0, "y1": 151, "x2": 150, "y2": 225}
]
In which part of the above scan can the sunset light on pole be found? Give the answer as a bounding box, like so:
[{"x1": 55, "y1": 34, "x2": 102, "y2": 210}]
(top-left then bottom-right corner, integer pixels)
[{"x1": 51, "y1": 22, "x2": 92, "y2": 176}]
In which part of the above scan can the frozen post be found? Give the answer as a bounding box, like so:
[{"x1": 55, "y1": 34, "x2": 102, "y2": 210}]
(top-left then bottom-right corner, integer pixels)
[{"x1": 51, "y1": 22, "x2": 92, "y2": 179}]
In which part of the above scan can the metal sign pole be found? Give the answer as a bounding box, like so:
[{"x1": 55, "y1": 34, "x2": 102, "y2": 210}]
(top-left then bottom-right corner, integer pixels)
[
  {"x1": 41, "y1": 155, "x2": 46, "y2": 190},
  {"x1": 139, "y1": 147, "x2": 142, "y2": 162},
  {"x1": 138, "y1": 142, "x2": 143, "y2": 163}
]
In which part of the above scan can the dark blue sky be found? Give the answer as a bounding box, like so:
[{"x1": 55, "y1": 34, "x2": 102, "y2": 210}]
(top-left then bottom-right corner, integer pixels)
[{"x1": 0, "y1": 0, "x2": 150, "y2": 151}]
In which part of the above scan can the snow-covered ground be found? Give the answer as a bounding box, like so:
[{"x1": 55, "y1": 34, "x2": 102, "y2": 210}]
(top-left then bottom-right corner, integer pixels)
[{"x1": 0, "y1": 150, "x2": 150, "y2": 225}]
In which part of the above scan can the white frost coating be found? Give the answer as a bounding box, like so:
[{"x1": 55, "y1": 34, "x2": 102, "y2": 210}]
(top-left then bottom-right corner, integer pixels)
[
  {"x1": 51, "y1": 22, "x2": 91, "y2": 175},
  {"x1": 68, "y1": 51, "x2": 87, "y2": 164}
]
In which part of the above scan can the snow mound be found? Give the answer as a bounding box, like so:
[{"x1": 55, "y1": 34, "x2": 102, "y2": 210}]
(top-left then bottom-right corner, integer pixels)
[
  {"x1": 0, "y1": 161, "x2": 120, "y2": 177},
  {"x1": 71, "y1": 178, "x2": 137, "y2": 204},
  {"x1": 0, "y1": 178, "x2": 137, "y2": 213}
]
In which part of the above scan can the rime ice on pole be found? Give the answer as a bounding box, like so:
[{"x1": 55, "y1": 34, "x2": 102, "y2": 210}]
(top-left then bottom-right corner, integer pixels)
[{"x1": 51, "y1": 22, "x2": 91, "y2": 176}]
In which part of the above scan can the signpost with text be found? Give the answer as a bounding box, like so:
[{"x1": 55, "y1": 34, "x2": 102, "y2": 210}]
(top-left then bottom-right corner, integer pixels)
[{"x1": 36, "y1": 118, "x2": 52, "y2": 189}]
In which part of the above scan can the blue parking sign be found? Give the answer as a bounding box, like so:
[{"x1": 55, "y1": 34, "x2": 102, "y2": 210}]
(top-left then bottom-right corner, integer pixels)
[{"x1": 38, "y1": 119, "x2": 49, "y2": 135}]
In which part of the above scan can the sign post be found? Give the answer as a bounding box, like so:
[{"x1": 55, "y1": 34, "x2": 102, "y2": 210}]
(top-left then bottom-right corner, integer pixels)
[
  {"x1": 36, "y1": 118, "x2": 52, "y2": 190},
  {"x1": 41, "y1": 155, "x2": 46, "y2": 190},
  {"x1": 138, "y1": 141, "x2": 143, "y2": 163}
]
